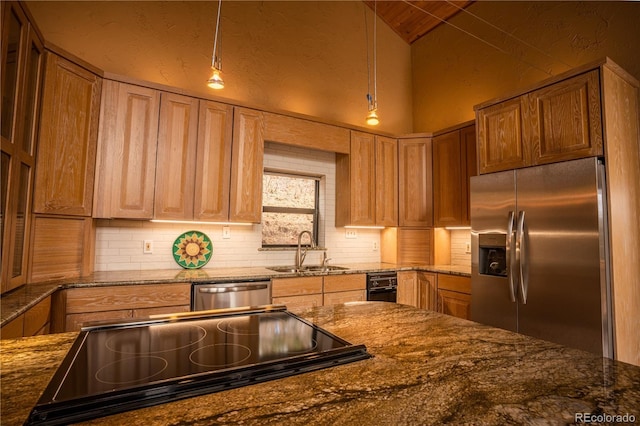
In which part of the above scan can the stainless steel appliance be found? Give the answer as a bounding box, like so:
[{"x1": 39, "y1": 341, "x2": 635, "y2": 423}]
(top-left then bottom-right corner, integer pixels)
[
  {"x1": 192, "y1": 280, "x2": 271, "y2": 311},
  {"x1": 27, "y1": 306, "x2": 371, "y2": 425},
  {"x1": 471, "y1": 157, "x2": 613, "y2": 357},
  {"x1": 366, "y1": 271, "x2": 397, "y2": 302}
]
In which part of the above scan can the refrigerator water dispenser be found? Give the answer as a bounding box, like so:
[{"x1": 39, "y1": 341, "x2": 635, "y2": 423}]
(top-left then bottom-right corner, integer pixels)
[{"x1": 478, "y1": 234, "x2": 507, "y2": 277}]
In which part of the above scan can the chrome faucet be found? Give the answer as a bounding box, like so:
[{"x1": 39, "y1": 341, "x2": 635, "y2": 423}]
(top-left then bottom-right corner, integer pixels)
[{"x1": 295, "y1": 230, "x2": 316, "y2": 270}]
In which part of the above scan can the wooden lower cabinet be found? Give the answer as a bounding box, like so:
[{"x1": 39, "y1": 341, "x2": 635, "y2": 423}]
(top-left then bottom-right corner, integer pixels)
[
  {"x1": 272, "y1": 274, "x2": 366, "y2": 312},
  {"x1": 52, "y1": 283, "x2": 190, "y2": 332},
  {"x1": 436, "y1": 274, "x2": 471, "y2": 320},
  {"x1": 272, "y1": 276, "x2": 323, "y2": 312},
  {"x1": 323, "y1": 274, "x2": 366, "y2": 306},
  {"x1": 397, "y1": 271, "x2": 437, "y2": 310},
  {"x1": 1, "y1": 296, "x2": 51, "y2": 339}
]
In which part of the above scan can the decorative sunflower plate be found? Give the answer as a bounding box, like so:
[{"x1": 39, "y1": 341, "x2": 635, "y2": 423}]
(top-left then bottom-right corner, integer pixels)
[{"x1": 173, "y1": 231, "x2": 212, "y2": 269}]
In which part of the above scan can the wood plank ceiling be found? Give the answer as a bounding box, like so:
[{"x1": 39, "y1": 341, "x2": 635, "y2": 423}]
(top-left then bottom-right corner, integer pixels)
[{"x1": 363, "y1": 1, "x2": 474, "y2": 44}]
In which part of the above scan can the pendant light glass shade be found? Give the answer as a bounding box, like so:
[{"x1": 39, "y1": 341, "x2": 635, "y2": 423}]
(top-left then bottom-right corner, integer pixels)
[
  {"x1": 366, "y1": 109, "x2": 379, "y2": 126},
  {"x1": 207, "y1": 67, "x2": 224, "y2": 89}
]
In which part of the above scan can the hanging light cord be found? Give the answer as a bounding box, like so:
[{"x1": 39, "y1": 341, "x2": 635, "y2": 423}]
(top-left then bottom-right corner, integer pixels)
[
  {"x1": 373, "y1": 0, "x2": 377, "y2": 109},
  {"x1": 402, "y1": 0, "x2": 554, "y2": 76},
  {"x1": 364, "y1": 5, "x2": 371, "y2": 107},
  {"x1": 444, "y1": 0, "x2": 573, "y2": 69},
  {"x1": 211, "y1": 0, "x2": 222, "y2": 69}
]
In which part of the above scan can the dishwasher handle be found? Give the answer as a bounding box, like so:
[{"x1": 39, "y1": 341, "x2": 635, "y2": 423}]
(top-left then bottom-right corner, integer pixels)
[{"x1": 198, "y1": 283, "x2": 269, "y2": 294}]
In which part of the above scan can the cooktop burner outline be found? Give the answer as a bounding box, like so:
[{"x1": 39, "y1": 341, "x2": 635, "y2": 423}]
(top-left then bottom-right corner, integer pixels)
[{"x1": 26, "y1": 305, "x2": 372, "y2": 426}]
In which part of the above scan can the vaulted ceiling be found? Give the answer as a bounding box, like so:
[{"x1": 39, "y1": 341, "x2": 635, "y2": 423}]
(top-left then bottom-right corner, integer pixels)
[{"x1": 363, "y1": 0, "x2": 474, "y2": 44}]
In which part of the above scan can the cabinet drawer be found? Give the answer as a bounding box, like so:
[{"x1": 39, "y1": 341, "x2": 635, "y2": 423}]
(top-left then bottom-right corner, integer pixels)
[
  {"x1": 271, "y1": 277, "x2": 323, "y2": 297},
  {"x1": 133, "y1": 305, "x2": 190, "y2": 318},
  {"x1": 323, "y1": 274, "x2": 366, "y2": 293},
  {"x1": 1, "y1": 316, "x2": 24, "y2": 340},
  {"x1": 66, "y1": 309, "x2": 132, "y2": 331},
  {"x1": 323, "y1": 290, "x2": 366, "y2": 306},
  {"x1": 437, "y1": 274, "x2": 471, "y2": 294},
  {"x1": 23, "y1": 297, "x2": 51, "y2": 336},
  {"x1": 272, "y1": 294, "x2": 323, "y2": 312},
  {"x1": 65, "y1": 284, "x2": 191, "y2": 314}
]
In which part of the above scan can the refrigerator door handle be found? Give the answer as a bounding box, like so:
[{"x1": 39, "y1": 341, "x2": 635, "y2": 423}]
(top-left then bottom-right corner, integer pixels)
[
  {"x1": 506, "y1": 211, "x2": 516, "y2": 302},
  {"x1": 516, "y1": 210, "x2": 528, "y2": 304}
]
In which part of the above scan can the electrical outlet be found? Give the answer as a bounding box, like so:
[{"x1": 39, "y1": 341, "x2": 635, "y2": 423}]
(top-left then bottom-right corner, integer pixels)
[
  {"x1": 143, "y1": 240, "x2": 153, "y2": 254},
  {"x1": 345, "y1": 229, "x2": 357, "y2": 239},
  {"x1": 222, "y1": 226, "x2": 231, "y2": 239},
  {"x1": 372, "y1": 241, "x2": 378, "y2": 251},
  {"x1": 465, "y1": 242, "x2": 471, "y2": 254}
]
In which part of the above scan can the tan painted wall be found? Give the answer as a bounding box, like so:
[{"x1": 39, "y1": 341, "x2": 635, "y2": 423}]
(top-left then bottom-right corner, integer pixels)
[
  {"x1": 412, "y1": 1, "x2": 640, "y2": 132},
  {"x1": 27, "y1": 1, "x2": 413, "y2": 134}
]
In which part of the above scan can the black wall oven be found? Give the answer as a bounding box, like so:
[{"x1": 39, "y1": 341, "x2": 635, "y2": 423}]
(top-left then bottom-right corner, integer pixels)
[{"x1": 366, "y1": 271, "x2": 397, "y2": 302}]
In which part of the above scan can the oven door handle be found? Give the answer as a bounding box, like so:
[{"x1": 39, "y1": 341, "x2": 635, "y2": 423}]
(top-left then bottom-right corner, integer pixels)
[
  {"x1": 198, "y1": 284, "x2": 269, "y2": 294},
  {"x1": 368, "y1": 286, "x2": 397, "y2": 293}
]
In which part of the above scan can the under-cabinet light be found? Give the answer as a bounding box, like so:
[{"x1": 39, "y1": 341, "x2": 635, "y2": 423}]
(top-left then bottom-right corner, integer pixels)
[
  {"x1": 150, "y1": 220, "x2": 253, "y2": 226},
  {"x1": 444, "y1": 226, "x2": 472, "y2": 230},
  {"x1": 344, "y1": 225, "x2": 385, "y2": 230}
]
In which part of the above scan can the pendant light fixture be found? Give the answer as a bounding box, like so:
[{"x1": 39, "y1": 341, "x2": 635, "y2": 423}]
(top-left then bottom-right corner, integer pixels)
[
  {"x1": 207, "y1": 0, "x2": 224, "y2": 89},
  {"x1": 365, "y1": 0, "x2": 379, "y2": 126}
]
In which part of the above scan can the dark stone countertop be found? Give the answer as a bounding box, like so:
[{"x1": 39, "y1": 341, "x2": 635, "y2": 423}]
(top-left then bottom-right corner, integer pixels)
[
  {"x1": 1, "y1": 302, "x2": 638, "y2": 425},
  {"x1": 0, "y1": 263, "x2": 470, "y2": 326}
]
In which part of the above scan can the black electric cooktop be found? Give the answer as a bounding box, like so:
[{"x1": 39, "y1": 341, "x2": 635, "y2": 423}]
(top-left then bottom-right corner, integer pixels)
[{"x1": 27, "y1": 305, "x2": 371, "y2": 425}]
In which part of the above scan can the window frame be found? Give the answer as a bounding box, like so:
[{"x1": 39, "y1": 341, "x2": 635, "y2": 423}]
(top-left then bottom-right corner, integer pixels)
[{"x1": 261, "y1": 169, "x2": 320, "y2": 248}]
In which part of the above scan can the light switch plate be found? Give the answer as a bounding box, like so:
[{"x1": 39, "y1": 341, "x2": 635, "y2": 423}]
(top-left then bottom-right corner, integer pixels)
[
  {"x1": 222, "y1": 226, "x2": 231, "y2": 239},
  {"x1": 345, "y1": 229, "x2": 357, "y2": 239},
  {"x1": 465, "y1": 242, "x2": 471, "y2": 254}
]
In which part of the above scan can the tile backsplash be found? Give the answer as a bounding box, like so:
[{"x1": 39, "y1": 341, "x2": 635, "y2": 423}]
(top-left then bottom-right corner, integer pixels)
[
  {"x1": 95, "y1": 142, "x2": 382, "y2": 271},
  {"x1": 450, "y1": 229, "x2": 471, "y2": 266}
]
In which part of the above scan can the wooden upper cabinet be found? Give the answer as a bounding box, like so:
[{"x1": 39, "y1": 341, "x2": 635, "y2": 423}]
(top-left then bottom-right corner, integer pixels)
[
  {"x1": 154, "y1": 93, "x2": 199, "y2": 220},
  {"x1": 433, "y1": 130, "x2": 463, "y2": 227},
  {"x1": 194, "y1": 100, "x2": 234, "y2": 221},
  {"x1": 526, "y1": 70, "x2": 603, "y2": 165},
  {"x1": 476, "y1": 70, "x2": 603, "y2": 174},
  {"x1": 94, "y1": 80, "x2": 160, "y2": 219},
  {"x1": 229, "y1": 107, "x2": 264, "y2": 223},
  {"x1": 33, "y1": 52, "x2": 102, "y2": 216},
  {"x1": 335, "y1": 131, "x2": 376, "y2": 226},
  {"x1": 476, "y1": 97, "x2": 528, "y2": 174},
  {"x1": 375, "y1": 136, "x2": 398, "y2": 226},
  {"x1": 398, "y1": 137, "x2": 432, "y2": 227},
  {"x1": 433, "y1": 124, "x2": 477, "y2": 227},
  {"x1": 461, "y1": 125, "x2": 477, "y2": 225}
]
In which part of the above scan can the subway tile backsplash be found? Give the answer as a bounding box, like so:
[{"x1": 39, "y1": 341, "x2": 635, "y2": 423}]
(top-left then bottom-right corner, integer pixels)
[{"x1": 94, "y1": 142, "x2": 382, "y2": 271}]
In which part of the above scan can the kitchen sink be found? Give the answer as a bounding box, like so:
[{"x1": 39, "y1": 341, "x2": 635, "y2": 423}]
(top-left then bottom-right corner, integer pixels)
[{"x1": 267, "y1": 265, "x2": 350, "y2": 273}]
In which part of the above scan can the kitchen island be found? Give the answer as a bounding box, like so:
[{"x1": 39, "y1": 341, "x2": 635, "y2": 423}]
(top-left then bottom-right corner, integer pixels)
[{"x1": 2, "y1": 302, "x2": 638, "y2": 425}]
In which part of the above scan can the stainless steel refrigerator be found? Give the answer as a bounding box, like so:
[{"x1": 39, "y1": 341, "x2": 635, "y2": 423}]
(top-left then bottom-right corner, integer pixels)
[{"x1": 470, "y1": 157, "x2": 613, "y2": 358}]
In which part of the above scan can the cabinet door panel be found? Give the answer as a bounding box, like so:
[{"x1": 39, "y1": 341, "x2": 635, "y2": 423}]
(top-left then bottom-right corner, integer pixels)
[
  {"x1": 437, "y1": 289, "x2": 471, "y2": 320},
  {"x1": 397, "y1": 271, "x2": 418, "y2": 307},
  {"x1": 194, "y1": 100, "x2": 233, "y2": 221},
  {"x1": 323, "y1": 290, "x2": 366, "y2": 306},
  {"x1": 398, "y1": 138, "x2": 432, "y2": 227},
  {"x1": 94, "y1": 80, "x2": 160, "y2": 219},
  {"x1": 527, "y1": 70, "x2": 603, "y2": 165},
  {"x1": 417, "y1": 272, "x2": 437, "y2": 311},
  {"x1": 33, "y1": 53, "x2": 101, "y2": 215},
  {"x1": 154, "y1": 93, "x2": 198, "y2": 219},
  {"x1": 229, "y1": 107, "x2": 264, "y2": 223},
  {"x1": 350, "y1": 131, "x2": 376, "y2": 225},
  {"x1": 477, "y1": 97, "x2": 528, "y2": 174},
  {"x1": 461, "y1": 125, "x2": 477, "y2": 225},
  {"x1": 375, "y1": 136, "x2": 398, "y2": 226},
  {"x1": 433, "y1": 130, "x2": 463, "y2": 226}
]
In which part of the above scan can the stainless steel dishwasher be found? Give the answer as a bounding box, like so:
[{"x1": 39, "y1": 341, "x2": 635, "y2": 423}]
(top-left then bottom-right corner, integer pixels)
[{"x1": 191, "y1": 280, "x2": 272, "y2": 311}]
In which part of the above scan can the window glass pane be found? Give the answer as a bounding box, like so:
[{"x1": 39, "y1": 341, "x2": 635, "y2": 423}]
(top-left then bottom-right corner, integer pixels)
[
  {"x1": 1, "y1": 152, "x2": 10, "y2": 244},
  {"x1": 12, "y1": 162, "x2": 30, "y2": 277},
  {"x1": 20, "y1": 40, "x2": 42, "y2": 153},
  {"x1": 263, "y1": 174, "x2": 315, "y2": 209},
  {"x1": 1, "y1": 9, "x2": 22, "y2": 140},
  {"x1": 262, "y1": 212, "x2": 314, "y2": 246}
]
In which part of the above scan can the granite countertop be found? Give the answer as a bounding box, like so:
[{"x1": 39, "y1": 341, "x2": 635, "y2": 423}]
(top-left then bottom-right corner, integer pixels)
[
  {"x1": 0, "y1": 263, "x2": 470, "y2": 326},
  {"x1": 2, "y1": 302, "x2": 638, "y2": 425}
]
